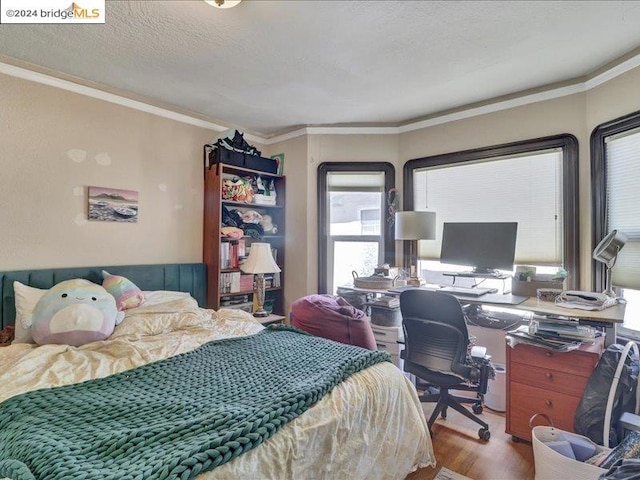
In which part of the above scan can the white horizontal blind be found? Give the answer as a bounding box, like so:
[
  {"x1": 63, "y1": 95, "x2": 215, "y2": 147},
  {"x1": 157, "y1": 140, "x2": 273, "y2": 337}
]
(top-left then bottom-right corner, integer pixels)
[
  {"x1": 327, "y1": 172, "x2": 385, "y2": 189},
  {"x1": 414, "y1": 150, "x2": 563, "y2": 266},
  {"x1": 606, "y1": 128, "x2": 640, "y2": 289}
]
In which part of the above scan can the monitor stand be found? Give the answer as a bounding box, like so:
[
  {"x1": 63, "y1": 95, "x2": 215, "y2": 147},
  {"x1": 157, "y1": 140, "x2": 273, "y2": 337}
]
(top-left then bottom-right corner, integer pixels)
[{"x1": 442, "y1": 270, "x2": 511, "y2": 280}]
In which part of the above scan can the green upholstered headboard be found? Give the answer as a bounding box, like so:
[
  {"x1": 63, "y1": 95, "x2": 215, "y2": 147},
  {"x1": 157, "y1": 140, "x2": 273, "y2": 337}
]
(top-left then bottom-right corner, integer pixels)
[{"x1": 0, "y1": 263, "x2": 206, "y2": 329}]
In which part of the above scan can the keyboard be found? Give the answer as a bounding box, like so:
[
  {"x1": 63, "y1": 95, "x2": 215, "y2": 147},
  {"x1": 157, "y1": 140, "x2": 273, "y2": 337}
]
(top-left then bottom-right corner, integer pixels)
[{"x1": 439, "y1": 286, "x2": 497, "y2": 297}]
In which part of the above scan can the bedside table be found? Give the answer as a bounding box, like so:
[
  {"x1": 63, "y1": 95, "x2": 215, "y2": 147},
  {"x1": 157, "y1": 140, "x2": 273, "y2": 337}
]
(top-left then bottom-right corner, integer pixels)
[{"x1": 257, "y1": 314, "x2": 286, "y2": 326}]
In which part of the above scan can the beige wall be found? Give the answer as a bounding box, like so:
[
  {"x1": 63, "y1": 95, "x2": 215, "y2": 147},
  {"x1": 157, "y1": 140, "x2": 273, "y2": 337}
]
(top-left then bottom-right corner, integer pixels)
[
  {"x1": 268, "y1": 133, "x2": 400, "y2": 301},
  {"x1": 0, "y1": 73, "x2": 214, "y2": 270},
  {"x1": 263, "y1": 135, "x2": 310, "y2": 309},
  {"x1": 271, "y1": 65, "x2": 640, "y2": 295},
  {"x1": 4, "y1": 63, "x2": 640, "y2": 308}
]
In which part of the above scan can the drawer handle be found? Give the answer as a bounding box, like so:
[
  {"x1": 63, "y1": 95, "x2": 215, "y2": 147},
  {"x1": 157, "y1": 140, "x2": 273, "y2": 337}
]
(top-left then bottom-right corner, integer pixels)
[
  {"x1": 372, "y1": 330, "x2": 388, "y2": 337},
  {"x1": 376, "y1": 343, "x2": 388, "y2": 349},
  {"x1": 545, "y1": 400, "x2": 553, "y2": 408},
  {"x1": 546, "y1": 372, "x2": 554, "y2": 380}
]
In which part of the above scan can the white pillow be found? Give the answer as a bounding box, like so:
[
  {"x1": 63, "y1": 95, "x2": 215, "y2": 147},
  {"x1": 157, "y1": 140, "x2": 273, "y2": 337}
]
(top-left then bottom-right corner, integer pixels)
[
  {"x1": 12, "y1": 281, "x2": 46, "y2": 344},
  {"x1": 139, "y1": 290, "x2": 191, "y2": 307}
]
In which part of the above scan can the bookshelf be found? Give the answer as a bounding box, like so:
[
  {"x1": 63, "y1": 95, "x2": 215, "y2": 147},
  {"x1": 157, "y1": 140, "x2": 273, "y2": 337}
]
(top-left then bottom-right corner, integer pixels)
[{"x1": 203, "y1": 160, "x2": 286, "y2": 315}]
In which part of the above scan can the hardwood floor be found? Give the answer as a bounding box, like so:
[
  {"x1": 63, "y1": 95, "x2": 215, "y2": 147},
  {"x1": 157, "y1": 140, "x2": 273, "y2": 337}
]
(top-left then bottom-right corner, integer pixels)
[{"x1": 406, "y1": 405, "x2": 535, "y2": 480}]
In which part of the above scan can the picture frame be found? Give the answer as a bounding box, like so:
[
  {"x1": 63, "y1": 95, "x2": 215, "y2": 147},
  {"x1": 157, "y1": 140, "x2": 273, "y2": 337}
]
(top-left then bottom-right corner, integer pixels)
[
  {"x1": 88, "y1": 186, "x2": 139, "y2": 223},
  {"x1": 270, "y1": 153, "x2": 285, "y2": 176}
]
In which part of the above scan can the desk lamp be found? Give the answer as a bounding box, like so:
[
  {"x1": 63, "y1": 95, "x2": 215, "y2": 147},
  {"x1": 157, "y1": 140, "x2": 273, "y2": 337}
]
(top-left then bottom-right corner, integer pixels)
[
  {"x1": 395, "y1": 211, "x2": 436, "y2": 286},
  {"x1": 593, "y1": 229, "x2": 628, "y2": 299},
  {"x1": 240, "y1": 243, "x2": 281, "y2": 317}
]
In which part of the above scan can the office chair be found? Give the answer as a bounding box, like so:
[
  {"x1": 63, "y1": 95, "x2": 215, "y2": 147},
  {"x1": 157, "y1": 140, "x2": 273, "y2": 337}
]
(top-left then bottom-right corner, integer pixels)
[{"x1": 400, "y1": 289, "x2": 492, "y2": 440}]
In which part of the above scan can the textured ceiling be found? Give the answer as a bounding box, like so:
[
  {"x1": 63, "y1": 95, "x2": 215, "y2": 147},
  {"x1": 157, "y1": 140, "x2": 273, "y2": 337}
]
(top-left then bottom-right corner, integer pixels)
[{"x1": 1, "y1": 0, "x2": 640, "y2": 136}]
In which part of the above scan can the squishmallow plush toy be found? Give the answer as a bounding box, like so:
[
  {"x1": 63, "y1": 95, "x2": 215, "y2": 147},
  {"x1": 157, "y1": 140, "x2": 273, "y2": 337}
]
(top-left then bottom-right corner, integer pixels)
[
  {"x1": 31, "y1": 279, "x2": 124, "y2": 346},
  {"x1": 101, "y1": 270, "x2": 145, "y2": 311}
]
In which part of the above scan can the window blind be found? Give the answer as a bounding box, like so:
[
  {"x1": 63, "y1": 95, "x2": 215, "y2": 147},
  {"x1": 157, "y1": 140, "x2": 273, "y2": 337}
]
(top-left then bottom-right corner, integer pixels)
[
  {"x1": 327, "y1": 172, "x2": 385, "y2": 189},
  {"x1": 414, "y1": 150, "x2": 563, "y2": 266},
  {"x1": 606, "y1": 128, "x2": 640, "y2": 289}
]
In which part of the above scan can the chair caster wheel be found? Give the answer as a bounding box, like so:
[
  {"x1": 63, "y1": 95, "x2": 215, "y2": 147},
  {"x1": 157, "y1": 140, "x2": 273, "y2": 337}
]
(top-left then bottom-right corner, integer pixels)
[
  {"x1": 472, "y1": 403, "x2": 483, "y2": 414},
  {"x1": 478, "y1": 428, "x2": 491, "y2": 441}
]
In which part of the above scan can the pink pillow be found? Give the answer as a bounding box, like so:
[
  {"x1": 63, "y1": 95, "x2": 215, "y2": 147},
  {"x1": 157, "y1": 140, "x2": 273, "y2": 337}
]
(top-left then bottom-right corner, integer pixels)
[
  {"x1": 290, "y1": 294, "x2": 376, "y2": 350},
  {"x1": 101, "y1": 270, "x2": 145, "y2": 311}
]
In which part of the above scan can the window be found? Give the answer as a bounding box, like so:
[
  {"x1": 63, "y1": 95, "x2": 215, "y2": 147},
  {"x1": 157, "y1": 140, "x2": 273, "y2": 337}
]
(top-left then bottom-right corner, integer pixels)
[
  {"x1": 592, "y1": 111, "x2": 640, "y2": 338},
  {"x1": 403, "y1": 135, "x2": 579, "y2": 288},
  {"x1": 318, "y1": 163, "x2": 395, "y2": 294}
]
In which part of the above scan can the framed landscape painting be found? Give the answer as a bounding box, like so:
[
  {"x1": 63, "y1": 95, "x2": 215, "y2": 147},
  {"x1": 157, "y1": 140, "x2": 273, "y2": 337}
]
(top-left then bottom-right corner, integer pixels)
[{"x1": 88, "y1": 186, "x2": 138, "y2": 223}]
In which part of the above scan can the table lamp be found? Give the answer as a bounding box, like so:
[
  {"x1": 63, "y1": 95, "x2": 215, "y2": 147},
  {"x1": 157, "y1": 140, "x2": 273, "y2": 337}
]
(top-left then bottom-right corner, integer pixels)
[
  {"x1": 395, "y1": 211, "x2": 437, "y2": 286},
  {"x1": 240, "y1": 243, "x2": 281, "y2": 317},
  {"x1": 593, "y1": 229, "x2": 627, "y2": 298}
]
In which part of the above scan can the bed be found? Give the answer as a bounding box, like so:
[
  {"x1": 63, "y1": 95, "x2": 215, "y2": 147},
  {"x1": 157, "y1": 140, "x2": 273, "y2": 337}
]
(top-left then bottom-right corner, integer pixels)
[{"x1": 0, "y1": 263, "x2": 435, "y2": 479}]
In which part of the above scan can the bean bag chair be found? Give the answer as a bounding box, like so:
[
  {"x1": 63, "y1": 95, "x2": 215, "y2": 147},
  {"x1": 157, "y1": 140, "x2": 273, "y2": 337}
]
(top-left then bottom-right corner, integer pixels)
[{"x1": 290, "y1": 294, "x2": 376, "y2": 350}]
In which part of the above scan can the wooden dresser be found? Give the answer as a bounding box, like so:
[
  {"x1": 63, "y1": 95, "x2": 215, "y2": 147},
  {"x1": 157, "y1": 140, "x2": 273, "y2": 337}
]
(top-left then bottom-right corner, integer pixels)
[{"x1": 506, "y1": 336, "x2": 605, "y2": 441}]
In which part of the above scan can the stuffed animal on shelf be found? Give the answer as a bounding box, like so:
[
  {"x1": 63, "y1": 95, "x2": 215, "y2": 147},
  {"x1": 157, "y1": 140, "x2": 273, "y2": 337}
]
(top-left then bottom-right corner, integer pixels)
[{"x1": 260, "y1": 214, "x2": 277, "y2": 234}]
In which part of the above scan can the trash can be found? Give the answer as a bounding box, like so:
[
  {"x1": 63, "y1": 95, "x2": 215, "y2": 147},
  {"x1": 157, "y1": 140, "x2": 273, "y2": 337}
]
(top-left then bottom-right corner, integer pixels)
[{"x1": 485, "y1": 363, "x2": 506, "y2": 412}]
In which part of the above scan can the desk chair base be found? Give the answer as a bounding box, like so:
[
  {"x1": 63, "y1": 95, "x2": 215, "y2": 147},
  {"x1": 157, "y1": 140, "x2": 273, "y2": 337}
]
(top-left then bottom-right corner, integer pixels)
[{"x1": 420, "y1": 386, "x2": 491, "y2": 441}]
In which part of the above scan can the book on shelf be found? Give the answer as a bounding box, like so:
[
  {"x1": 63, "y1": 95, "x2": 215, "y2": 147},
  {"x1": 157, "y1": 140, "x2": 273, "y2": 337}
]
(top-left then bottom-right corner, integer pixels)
[
  {"x1": 219, "y1": 238, "x2": 246, "y2": 269},
  {"x1": 219, "y1": 271, "x2": 241, "y2": 294},
  {"x1": 239, "y1": 274, "x2": 254, "y2": 292}
]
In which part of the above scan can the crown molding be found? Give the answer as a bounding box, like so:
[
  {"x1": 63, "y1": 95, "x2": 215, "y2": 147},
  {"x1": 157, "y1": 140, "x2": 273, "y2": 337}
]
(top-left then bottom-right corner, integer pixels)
[
  {"x1": 2, "y1": 50, "x2": 640, "y2": 145},
  {"x1": 0, "y1": 61, "x2": 228, "y2": 133},
  {"x1": 585, "y1": 51, "x2": 640, "y2": 90}
]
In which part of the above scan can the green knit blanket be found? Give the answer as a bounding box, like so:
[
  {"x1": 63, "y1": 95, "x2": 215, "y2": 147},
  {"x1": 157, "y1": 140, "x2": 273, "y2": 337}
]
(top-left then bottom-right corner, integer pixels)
[{"x1": 0, "y1": 326, "x2": 390, "y2": 480}]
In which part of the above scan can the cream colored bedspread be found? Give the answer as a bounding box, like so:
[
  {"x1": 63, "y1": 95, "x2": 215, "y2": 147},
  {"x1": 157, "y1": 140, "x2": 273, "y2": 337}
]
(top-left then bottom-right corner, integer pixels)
[{"x1": 0, "y1": 296, "x2": 435, "y2": 479}]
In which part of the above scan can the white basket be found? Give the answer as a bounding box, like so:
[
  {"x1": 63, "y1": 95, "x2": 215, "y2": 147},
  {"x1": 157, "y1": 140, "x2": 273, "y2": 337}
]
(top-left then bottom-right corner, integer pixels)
[{"x1": 532, "y1": 426, "x2": 608, "y2": 480}]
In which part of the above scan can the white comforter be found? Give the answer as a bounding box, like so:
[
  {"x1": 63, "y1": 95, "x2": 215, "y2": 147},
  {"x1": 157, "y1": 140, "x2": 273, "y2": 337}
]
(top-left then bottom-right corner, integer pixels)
[{"x1": 0, "y1": 294, "x2": 435, "y2": 479}]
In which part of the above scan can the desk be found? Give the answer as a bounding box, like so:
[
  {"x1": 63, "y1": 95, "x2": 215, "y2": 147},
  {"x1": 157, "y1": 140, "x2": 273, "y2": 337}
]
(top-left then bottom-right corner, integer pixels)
[
  {"x1": 337, "y1": 285, "x2": 626, "y2": 345},
  {"x1": 516, "y1": 298, "x2": 625, "y2": 346},
  {"x1": 338, "y1": 284, "x2": 622, "y2": 442},
  {"x1": 340, "y1": 284, "x2": 529, "y2": 306}
]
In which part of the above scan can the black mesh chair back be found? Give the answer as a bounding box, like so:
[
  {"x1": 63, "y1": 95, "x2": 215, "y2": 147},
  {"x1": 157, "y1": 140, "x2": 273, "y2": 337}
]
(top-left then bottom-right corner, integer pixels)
[
  {"x1": 400, "y1": 289, "x2": 491, "y2": 440},
  {"x1": 400, "y1": 289, "x2": 471, "y2": 381}
]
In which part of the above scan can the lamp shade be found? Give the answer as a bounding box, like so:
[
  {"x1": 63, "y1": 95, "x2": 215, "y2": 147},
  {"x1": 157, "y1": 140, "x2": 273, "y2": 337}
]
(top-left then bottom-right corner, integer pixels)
[
  {"x1": 395, "y1": 211, "x2": 436, "y2": 240},
  {"x1": 240, "y1": 243, "x2": 281, "y2": 274},
  {"x1": 593, "y1": 230, "x2": 628, "y2": 267}
]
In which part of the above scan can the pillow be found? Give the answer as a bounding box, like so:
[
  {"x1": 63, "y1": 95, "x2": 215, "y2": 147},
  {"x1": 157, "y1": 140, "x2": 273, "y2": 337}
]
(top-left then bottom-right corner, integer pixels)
[
  {"x1": 12, "y1": 281, "x2": 46, "y2": 344},
  {"x1": 31, "y1": 279, "x2": 123, "y2": 346},
  {"x1": 139, "y1": 290, "x2": 191, "y2": 307},
  {"x1": 101, "y1": 270, "x2": 145, "y2": 311}
]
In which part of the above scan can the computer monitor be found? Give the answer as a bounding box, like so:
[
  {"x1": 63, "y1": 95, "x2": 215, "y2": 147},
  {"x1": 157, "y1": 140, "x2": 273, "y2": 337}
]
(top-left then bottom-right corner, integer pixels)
[{"x1": 440, "y1": 222, "x2": 518, "y2": 275}]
